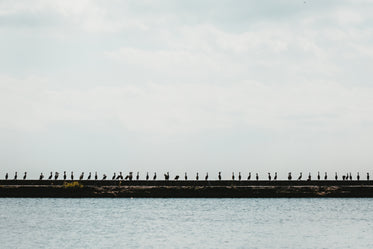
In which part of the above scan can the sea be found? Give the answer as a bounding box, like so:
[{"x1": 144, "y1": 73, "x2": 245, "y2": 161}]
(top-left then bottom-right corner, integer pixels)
[{"x1": 0, "y1": 198, "x2": 372, "y2": 249}]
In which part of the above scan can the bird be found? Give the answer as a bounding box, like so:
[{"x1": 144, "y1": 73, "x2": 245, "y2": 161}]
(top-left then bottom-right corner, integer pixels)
[
  {"x1": 112, "y1": 173, "x2": 116, "y2": 180},
  {"x1": 239, "y1": 172, "x2": 242, "y2": 181},
  {"x1": 349, "y1": 173, "x2": 352, "y2": 180},
  {"x1": 14, "y1": 172, "x2": 17, "y2": 180},
  {"x1": 196, "y1": 172, "x2": 199, "y2": 181},
  {"x1": 39, "y1": 173, "x2": 44, "y2": 180},
  {"x1": 48, "y1": 172, "x2": 53, "y2": 180},
  {"x1": 274, "y1": 172, "x2": 277, "y2": 181},
  {"x1": 218, "y1": 172, "x2": 222, "y2": 181},
  {"x1": 136, "y1": 172, "x2": 139, "y2": 180},
  {"x1": 324, "y1": 172, "x2": 327, "y2": 180},
  {"x1": 357, "y1": 172, "x2": 360, "y2": 181},
  {"x1": 5, "y1": 173, "x2": 8, "y2": 180},
  {"x1": 174, "y1": 175, "x2": 179, "y2": 180},
  {"x1": 87, "y1": 172, "x2": 91, "y2": 180},
  {"x1": 71, "y1": 171, "x2": 74, "y2": 180},
  {"x1": 23, "y1": 172, "x2": 27, "y2": 180},
  {"x1": 116, "y1": 172, "x2": 122, "y2": 180},
  {"x1": 185, "y1": 172, "x2": 188, "y2": 180},
  {"x1": 342, "y1": 175, "x2": 346, "y2": 181},
  {"x1": 153, "y1": 172, "x2": 157, "y2": 180},
  {"x1": 268, "y1": 173, "x2": 271, "y2": 181},
  {"x1": 54, "y1": 172, "x2": 59, "y2": 180},
  {"x1": 297, "y1": 172, "x2": 302, "y2": 181},
  {"x1": 232, "y1": 172, "x2": 235, "y2": 181},
  {"x1": 63, "y1": 171, "x2": 67, "y2": 180},
  {"x1": 307, "y1": 173, "x2": 311, "y2": 181},
  {"x1": 288, "y1": 172, "x2": 292, "y2": 180},
  {"x1": 80, "y1": 172, "x2": 84, "y2": 180},
  {"x1": 247, "y1": 172, "x2": 251, "y2": 180},
  {"x1": 146, "y1": 172, "x2": 149, "y2": 180},
  {"x1": 95, "y1": 172, "x2": 98, "y2": 180},
  {"x1": 335, "y1": 172, "x2": 338, "y2": 180},
  {"x1": 164, "y1": 172, "x2": 170, "y2": 181},
  {"x1": 256, "y1": 173, "x2": 259, "y2": 181},
  {"x1": 129, "y1": 172, "x2": 133, "y2": 181},
  {"x1": 205, "y1": 173, "x2": 208, "y2": 181},
  {"x1": 367, "y1": 172, "x2": 370, "y2": 181},
  {"x1": 102, "y1": 174, "x2": 107, "y2": 180},
  {"x1": 317, "y1": 171, "x2": 320, "y2": 180}
]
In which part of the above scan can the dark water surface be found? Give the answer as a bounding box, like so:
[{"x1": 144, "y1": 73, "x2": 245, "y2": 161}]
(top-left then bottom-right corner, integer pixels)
[{"x1": 0, "y1": 198, "x2": 372, "y2": 248}]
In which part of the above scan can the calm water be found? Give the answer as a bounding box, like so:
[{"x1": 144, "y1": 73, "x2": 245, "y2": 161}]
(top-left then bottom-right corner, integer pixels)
[{"x1": 0, "y1": 198, "x2": 372, "y2": 249}]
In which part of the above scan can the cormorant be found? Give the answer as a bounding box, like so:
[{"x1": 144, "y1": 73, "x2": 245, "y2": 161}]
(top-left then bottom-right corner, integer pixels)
[
  {"x1": 247, "y1": 172, "x2": 251, "y2": 180},
  {"x1": 71, "y1": 171, "x2": 74, "y2": 180},
  {"x1": 232, "y1": 172, "x2": 235, "y2": 181},
  {"x1": 54, "y1": 172, "x2": 59, "y2": 180},
  {"x1": 357, "y1": 172, "x2": 360, "y2": 181},
  {"x1": 23, "y1": 172, "x2": 27, "y2": 180},
  {"x1": 185, "y1": 172, "x2": 187, "y2": 180},
  {"x1": 349, "y1": 173, "x2": 352, "y2": 180},
  {"x1": 218, "y1": 172, "x2": 221, "y2": 181},
  {"x1": 274, "y1": 172, "x2": 277, "y2": 181},
  {"x1": 342, "y1": 175, "x2": 346, "y2": 181},
  {"x1": 153, "y1": 172, "x2": 157, "y2": 180},
  {"x1": 63, "y1": 171, "x2": 66, "y2": 180},
  {"x1": 239, "y1": 172, "x2": 242, "y2": 181},
  {"x1": 116, "y1": 172, "x2": 123, "y2": 180},
  {"x1": 268, "y1": 173, "x2": 271, "y2": 181},
  {"x1": 129, "y1": 172, "x2": 133, "y2": 181},
  {"x1": 5, "y1": 173, "x2": 8, "y2": 180},
  {"x1": 307, "y1": 173, "x2": 311, "y2": 181},
  {"x1": 48, "y1": 172, "x2": 53, "y2": 180},
  {"x1": 256, "y1": 173, "x2": 259, "y2": 181},
  {"x1": 102, "y1": 174, "x2": 107, "y2": 180},
  {"x1": 95, "y1": 172, "x2": 98, "y2": 180},
  {"x1": 288, "y1": 172, "x2": 292, "y2": 181},
  {"x1": 324, "y1": 172, "x2": 327, "y2": 180},
  {"x1": 39, "y1": 173, "x2": 44, "y2": 180},
  {"x1": 174, "y1": 175, "x2": 179, "y2": 180},
  {"x1": 87, "y1": 172, "x2": 91, "y2": 180},
  {"x1": 367, "y1": 172, "x2": 370, "y2": 181},
  {"x1": 196, "y1": 172, "x2": 199, "y2": 181},
  {"x1": 297, "y1": 172, "x2": 302, "y2": 181},
  {"x1": 335, "y1": 172, "x2": 338, "y2": 180},
  {"x1": 146, "y1": 172, "x2": 149, "y2": 180},
  {"x1": 164, "y1": 172, "x2": 169, "y2": 181},
  {"x1": 205, "y1": 173, "x2": 208, "y2": 181},
  {"x1": 112, "y1": 173, "x2": 116, "y2": 180},
  {"x1": 80, "y1": 172, "x2": 84, "y2": 180},
  {"x1": 14, "y1": 172, "x2": 17, "y2": 180},
  {"x1": 317, "y1": 171, "x2": 320, "y2": 180},
  {"x1": 136, "y1": 172, "x2": 139, "y2": 180}
]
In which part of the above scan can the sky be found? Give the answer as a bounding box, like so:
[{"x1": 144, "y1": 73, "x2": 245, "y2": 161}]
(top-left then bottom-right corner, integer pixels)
[{"x1": 1, "y1": 0, "x2": 373, "y2": 179}]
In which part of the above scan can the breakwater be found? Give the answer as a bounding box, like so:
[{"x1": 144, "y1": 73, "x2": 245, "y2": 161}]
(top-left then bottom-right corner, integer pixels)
[{"x1": 0, "y1": 180, "x2": 372, "y2": 197}]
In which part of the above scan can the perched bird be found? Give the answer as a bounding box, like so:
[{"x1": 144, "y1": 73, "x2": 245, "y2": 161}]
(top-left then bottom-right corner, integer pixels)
[
  {"x1": 268, "y1": 173, "x2": 271, "y2": 181},
  {"x1": 48, "y1": 172, "x2": 53, "y2": 180},
  {"x1": 102, "y1": 174, "x2": 107, "y2": 180},
  {"x1": 5, "y1": 173, "x2": 8, "y2": 180},
  {"x1": 324, "y1": 172, "x2": 327, "y2": 180},
  {"x1": 71, "y1": 171, "x2": 74, "y2": 180},
  {"x1": 54, "y1": 172, "x2": 59, "y2": 180},
  {"x1": 297, "y1": 172, "x2": 302, "y2": 181},
  {"x1": 247, "y1": 172, "x2": 251, "y2": 180},
  {"x1": 129, "y1": 172, "x2": 133, "y2": 181},
  {"x1": 79, "y1": 172, "x2": 84, "y2": 180},
  {"x1": 256, "y1": 173, "x2": 259, "y2": 181},
  {"x1": 317, "y1": 171, "x2": 320, "y2": 180},
  {"x1": 335, "y1": 172, "x2": 338, "y2": 180},
  {"x1": 367, "y1": 172, "x2": 370, "y2": 181},
  {"x1": 146, "y1": 172, "x2": 149, "y2": 181},
  {"x1": 307, "y1": 173, "x2": 311, "y2": 181},
  {"x1": 288, "y1": 172, "x2": 292, "y2": 181},
  {"x1": 63, "y1": 171, "x2": 67, "y2": 180},
  {"x1": 174, "y1": 175, "x2": 179, "y2": 180},
  {"x1": 218, "y1": 172, "x2": 222, "y2": 181},
  {"x1": 239, "y1": 172, "x2": 242, "y2": 181},
  {"x1": 164, "y1": 172, "x2": 169, "y2": 181},
  {"x1": 14, "y1": 172, "x2": 17, "y2": 180},
  {"x1": 23, "y1": 172, "x2": 27, "y2": 180},
  {"x1": 112, "y1": 173, "x2": 116, "y2": 180},
  {"x1": 196, "y1": 172, "x2": 199, "y2": 181},
  {"x1": 357, "y1": 172, "x2": 360, "y2": 181},
  {"x1": 349, "y1": 173, "x2": 352, "y2": 181},
  {"x1": 136, "y1": 172, "x2": 139, "y2": 180},
  {"x1": 39, "y1": 173, "x2": 44, "y2": 180},
  {"x1": 274, "y1": 172, "x2": 277, "y2": 181},
  {"x1": 95, "y1": 172, "x2": 98, "y2": 180},
  {"x1": 342, "y1": 175, "x2": 346, "y2": 181},
  {"x1": 232, "y1": 172, "x2": 235, "y2": 181},
  {"x1": 205, "y1": 173, "x2": 208, "y2": 181},
  {"x1": 87, "y1": 172, "x2": 91, "y2": 180},
  {"x1": 116, "y1": 172, "x2": 122, "y2": 180},
  {"x1": 184, "y1": 172, "x2": 188, "y2": 180},
  {"x1": 153, "y1": 172, "x2": 157, "y2": 180}
]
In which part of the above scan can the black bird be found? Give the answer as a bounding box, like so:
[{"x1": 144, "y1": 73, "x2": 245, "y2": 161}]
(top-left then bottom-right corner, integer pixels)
[
  {"x1": 288, "y1": 172, "x2": 292, "y2": 181},
  {"x1": 232, "y1": 172, "x2": 235, "y2": 181},
  {"x1": 125, "y1": 174, "x2": 129, "y2": 180},
  {"x1": 196, "y1": 172, "x2": 199, "y2": 181},
  {"x1": 268, "y1": 173, "x2": 271, "y2": 181},
  {"x1": 153, "y1": 172, "x2": 157, "y2": 180},
  {"x1": 95, "y1": 172, "x2": 98, "y2": 180},
  {"x1": 54, "y1": 172, "x2": 59, "y2": 180},
  {"x1": 342, "y1": 175, "x2": 346, "y2": 181},
  {"x1": 48, "y1": 172, "x2": 53, "y2": 180},
  {"x1": 357, "y1": 172, "x2": 360, "y2": 181},
  {"x1": 63, "y1": 171, "x2": 67, "y2": 180},
  {"x1": 317, "y1": 171, "x2": 320, "y2": 180},
  {"x1": 247, "y1": 172, "x2": 251, "y2": 180},
  {"x1": 129, "y1": 172, "x2": 133, "y2": 181},
  {"x1": 136, "y1": 172, "x2": 139, "y2": 180},
  {"x1": 174, "y1": 175, "x2": 179, "y2": 180},
  {"x1": 39, "y1": 173, "x2": 44, "y2": 180},
  {"x1": 256, "y1": 173, "x2": 259, "y2": 181},
  {"x1": 297, "y1": 172, "x2": 302, "y2": 181},
  {"x1": 14, "y1": 172, "x2": 17, "y2": 180},
  {"x1": 349, "y1": 173, "x2": 352, "y2": 181},
  {"x1": 367, "y1": 172, "x2": 370, "y2": 181},
  {"x1": 146, "y1": 172, "x2": 149, "y2": 180},
  {"x1": 102, "y1": 174, "x2": 107, "y2": 180},
  {"x1": 335, "y1": 172, "x2": 338, "y2": 180},
  {"x1": 324, "y1": 172, "x2": 327, "y2": 180},
  {"x1": 218, "y1": 172, "x2": 222, "y2": 181},
  {"x1": 274, "y1": 172, "x2": 277, "y2": 181},
  {"x1": 164, "y1": 172, "x2": 169, "y2": 181},
  {"x1": 23, "y1": 172, "x2": 27, "y2": 180},
  {"x1": 307, "y1": 173, "x2": 311, "y2": 181},
  {"x1": 239, "y1": 172, "x2": 242, "y2": 181},
  {"x1": 112, "y1": 173, "x2": 116, "y2": 180},
  {"x1": 71, "y1": 171, "x2": 74, "y2": 180},
  {"x1": 5, "y1": 173, "x2": 8, "y2": 180},
  {"x1": 79, "y1": 172, "x2": 84, "y2": 180},
  {"x1": 205, "y1": 173, "x2": 208, "y2": 181},
  {"x1": 116, "y1": 172, "x2": 122, "y2": 180},
  {"x1": 184, "y1": 172, "x2": 187, "y2": 180},
  {"x1": 87, "y1": 172, "x2": 91, "y2": 180}
]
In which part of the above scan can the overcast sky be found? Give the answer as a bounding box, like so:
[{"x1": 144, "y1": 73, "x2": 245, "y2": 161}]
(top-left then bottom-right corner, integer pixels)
[{"x1": 1, "y1": 0, "x2": 373, "y2": 179}]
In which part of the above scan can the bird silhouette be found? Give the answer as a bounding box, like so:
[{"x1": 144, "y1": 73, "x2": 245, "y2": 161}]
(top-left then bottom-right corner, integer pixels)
[
  {"x1": 48, "y1": 172, "x2": 53, "y2": 180},
  {"x1": 102, "y1": 174, "x2": 107, "y2": 180},
  {"x1": 95, "y1": 172, "x2": 98, "y2": 180},
  {"x1": 54, "y1": 172, "x2": 59, "y2": 180},
  {"x1": 297, "y1": 172, "x2": 302, "y2": 181},
  {"x1": 71, "y1": 171, "x2": 74, "y2": 180},
  {"x1": 218, "y1": 172, "x2": 222, "y2": 181},
  {"x1": 317, "y1": 171, "x2": 320, "y2": 180},
  {"x1": 112, "y1": 173, "x2": 116, "y2": 180},
  {"x1": 80, "y1": 172, "x2": 84, "y2": 180},
  {"x1": 288, "y1": 172, "x2": 292, "y2": 180},
  {"x1": 174, "y1": 175, "x2": 179, "y2": 180},
  {"x1": 153, "y1": 172, "x2": 157, "y2": 180},
  {"x1": 185, "y1": 172, "x2": 188, "y2": 180},
  {"x1": 256, "y1": 173, "x2": 259, "y2": 181},
  {"x1": 14, "y1": 172, "x2": 17, "y2": 180},
  {"x1": 274, "y1": 172, "x2": 277, "y2": 181},
  {"x1": 247, "y1": 172, "x2": 251, "y2": 180},
  {"x1": 232, "y1": 172, "x2": 235, "y2": 181},
  {"x1": 357, "y1": 172, "x2": 360, "y2": 181},
  {"x1": 39, "y1": 173, "x2": 44, "y2": 180},
  {"x1": 146, "y1": 172, "x2": 149, "y2": 180},
  {"x1": 268, "y1": 173, "x2": 271, "y2": 181},
  {"x1": 196, "y1": 172, "x2": 199, "y2": 181},
  {"x1": 87, "y1": 172, "x2": 91, "y2": 180},
  {"x1": 335, "y1": 172, "x2": 338, "y2": 180},
  {"x1": 239, "y1": 172, "x2": 242, "y2": 181},
  {"x1": 63, "y1": 171, "x2": 67, "y2": 180},
  {"x1": 136, "y1": 172, "x2": 139, "y2": 180},
  {"x1": 5, "y1": 173, "x2": 8, "y2": 180},
  {"x1": 205, "y1": 173, "x2": 208, "y2": 181},
  {"x1": 23, "y1": 172, "x2": 27, "y2": 180},
  {"x1": 324, "y1": 172, "x2": 327, "y2": 180}
]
